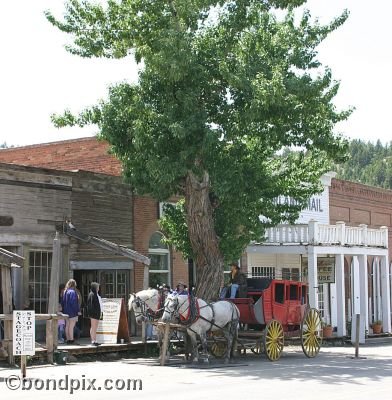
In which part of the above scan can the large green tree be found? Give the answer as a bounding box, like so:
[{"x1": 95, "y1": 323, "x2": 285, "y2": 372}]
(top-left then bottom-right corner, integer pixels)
[{"x1": 47, "y1": 0, "x2": 349, "y2": 300}]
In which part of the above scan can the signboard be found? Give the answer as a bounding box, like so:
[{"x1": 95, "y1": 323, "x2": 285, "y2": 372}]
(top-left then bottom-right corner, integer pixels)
[
  {"x1": 96, "y1": 298, "x2": 129, "y2": 344},
  {"x1": 13, "y1": 310, "x2": 35, "y2": 356},
  {"x1": 302, "y1": 257, "x2": 335, "y2": 284}
]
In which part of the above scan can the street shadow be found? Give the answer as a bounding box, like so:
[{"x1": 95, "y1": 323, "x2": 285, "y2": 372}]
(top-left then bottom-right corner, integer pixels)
[{"x1": 122, "y1": 347, "x2": 392, "y2": 386}]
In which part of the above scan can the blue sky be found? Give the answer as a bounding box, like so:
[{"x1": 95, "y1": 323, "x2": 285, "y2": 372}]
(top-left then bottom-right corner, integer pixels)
[{"x1": 1, "y1": 0, "x2": 391, "y2": 146}]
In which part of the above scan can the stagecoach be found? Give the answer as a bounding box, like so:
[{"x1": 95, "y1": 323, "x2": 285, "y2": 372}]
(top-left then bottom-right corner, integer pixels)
[{"x1": 209, "y1": 278, "x2": 323, "y2": 361}]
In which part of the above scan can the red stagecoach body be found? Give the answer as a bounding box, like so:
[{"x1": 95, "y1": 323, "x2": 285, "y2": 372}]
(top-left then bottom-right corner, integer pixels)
[{"x1": 228, "y1": 278, "x2": 308, "y2": 331}]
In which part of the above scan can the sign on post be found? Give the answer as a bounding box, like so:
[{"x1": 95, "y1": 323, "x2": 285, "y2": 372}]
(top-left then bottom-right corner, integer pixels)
[
  {"x1": 13, "y1": 310, "x2": 35, "y2": 356},
  {"x1": 96, "y1": 298, "x2": 129, "y2": 344}
]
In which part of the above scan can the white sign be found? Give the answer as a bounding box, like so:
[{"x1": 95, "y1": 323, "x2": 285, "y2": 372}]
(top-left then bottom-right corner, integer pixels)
[
  {"x1": 13, "y1": 310, "x2": 35, "y2": 356},
  {"x1": 96, "y1": 298, "x2": 122, "y2": 344},
  {"x1": 302, "y1": 257, "x2": 336, "y2": 284}
]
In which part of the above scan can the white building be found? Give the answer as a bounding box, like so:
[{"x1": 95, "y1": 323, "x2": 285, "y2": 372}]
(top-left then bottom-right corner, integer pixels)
[{"x1": 246, "y1": 173, "x2": 391, "y2": 342}]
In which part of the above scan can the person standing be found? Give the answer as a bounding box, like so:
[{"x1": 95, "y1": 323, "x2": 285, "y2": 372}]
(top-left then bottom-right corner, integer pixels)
[
  {"x1": 61, "y1": 279, "x2": 80, "y2": 344},
  {"x1": 86, "y1": 282, "x2": 103, "y2": 346}
]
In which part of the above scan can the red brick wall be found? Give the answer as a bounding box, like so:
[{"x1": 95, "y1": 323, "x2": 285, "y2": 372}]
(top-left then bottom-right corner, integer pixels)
[
  {"x1": 330, "y1": 178, "x2": 392, "y2": 259},
  {"x1": 133, "y1": 196, "x2": 188, "y2": 292}
]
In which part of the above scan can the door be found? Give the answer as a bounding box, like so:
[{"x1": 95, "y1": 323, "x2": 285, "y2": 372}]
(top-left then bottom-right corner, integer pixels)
[{"x1": 98, "y1": 270, "x2": 130, "y2": 302}]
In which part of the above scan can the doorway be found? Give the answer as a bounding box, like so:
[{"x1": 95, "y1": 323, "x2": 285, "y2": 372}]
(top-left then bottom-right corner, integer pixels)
[{"x1": 73, "y1": 269, "x2": 131, "y2": 337}]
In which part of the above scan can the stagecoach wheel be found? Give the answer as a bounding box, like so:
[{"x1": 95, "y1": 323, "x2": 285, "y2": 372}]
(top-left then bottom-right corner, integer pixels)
[
  {"x1": 209, "y1": 332, "x2": 227, "y2": 358},
  {"x1": 210, "y1": 341, "x2": 227, "y2": 358},
  {"x1": 301, "y1": 308, "x2": 322, "y2": 358},
  {"x1": 263, "y1": 320, "x2": 284, "y2": 361},
  {"x1": 250, "y1": 338, "x2": 263, "y2": 354}
]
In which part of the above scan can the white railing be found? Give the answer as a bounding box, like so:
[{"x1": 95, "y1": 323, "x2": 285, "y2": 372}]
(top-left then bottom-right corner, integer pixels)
[
  {"x1": 264, "y1": 224, "x2": 308, "y2": 244},
  {"x1": 263, "y1": 221, "x2": 388, "y2": 248}
]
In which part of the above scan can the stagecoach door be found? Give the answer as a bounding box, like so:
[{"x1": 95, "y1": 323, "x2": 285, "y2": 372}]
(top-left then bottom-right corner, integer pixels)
[{"x1": 272, "y1": 282, "x2": 287, "y2": 322}]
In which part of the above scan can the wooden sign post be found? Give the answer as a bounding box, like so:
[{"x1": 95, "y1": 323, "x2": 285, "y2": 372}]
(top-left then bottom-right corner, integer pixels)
[
  {"x1": 13, "y1": 310, "x2": 35, "y2": 378},
  {"x1": 96, "y1": 298, "x2": 129, "y2": 344}
]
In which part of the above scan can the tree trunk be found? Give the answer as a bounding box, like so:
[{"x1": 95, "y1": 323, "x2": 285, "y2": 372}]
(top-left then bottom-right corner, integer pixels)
[{"x1": 184, "y1": 170, "x2": 224, "y2": 301}]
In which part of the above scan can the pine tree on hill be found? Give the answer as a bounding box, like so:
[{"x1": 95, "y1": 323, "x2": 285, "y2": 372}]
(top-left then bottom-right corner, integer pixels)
[{"x1": 336, "y1": 139, "x2": 392, "y2": 190}]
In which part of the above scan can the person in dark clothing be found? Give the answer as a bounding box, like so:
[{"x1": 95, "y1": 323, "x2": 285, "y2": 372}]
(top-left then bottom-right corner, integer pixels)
[
  {"x1": 61, "y1": 279, "x2": 80, "y2": 344},
  {"x1": 220, "y1": 263, "x2": 242, "y2": 299},
  {"x1": 86, "y1": 282, "x2": 103, "y2": 346}
]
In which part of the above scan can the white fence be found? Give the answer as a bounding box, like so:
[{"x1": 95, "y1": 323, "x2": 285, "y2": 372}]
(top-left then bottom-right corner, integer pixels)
[{"x1": 264, "y1": 221, "x2": 388, "y2": 248}]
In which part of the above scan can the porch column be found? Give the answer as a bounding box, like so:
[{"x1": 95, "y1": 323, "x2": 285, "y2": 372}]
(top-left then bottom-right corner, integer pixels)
[
  {"x1": 358, "y1": 254, "x2": 368, "y2": 339},
  {"x1": 351, "y1": 256, "x2": 364, "y2": 343},
  {"x1": 307, "y1": 246, "x2": 318, "y2": 309},
  {"x1": 335, "y1": 253, "x2": 346, "y2": 336},
  {"x1": 380, "y1": 255, "x2": 391, "y2": 333}
]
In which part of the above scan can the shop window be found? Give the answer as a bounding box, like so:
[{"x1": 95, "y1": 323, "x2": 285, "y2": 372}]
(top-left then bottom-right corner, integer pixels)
[
  {"x1": 148, "y1": 232, "x2": 170, "y2": 288},
  {"x1": 282, "y1": 267, "x2": 300, "y2": 281},
  {"x1": 318, "y1": 285, "x2": 325, "y2": 319},
  {"x1": 301, "y1": 286, "x2": 307, "y2": 304},
  {"x1": 289, "y1": 284, "x2": 298, "y2": 300},
  {"x1": 251, "y1": 266, "x2": 275, "y2": 279},
  {"x1": 28, "y1": 250, "x2": 52, "y2": 313}
]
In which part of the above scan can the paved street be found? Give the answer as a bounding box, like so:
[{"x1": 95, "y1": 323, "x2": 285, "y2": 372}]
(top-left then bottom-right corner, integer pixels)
[{"x1": 1, "y1": 343, "x2": 391, "y2": 400}]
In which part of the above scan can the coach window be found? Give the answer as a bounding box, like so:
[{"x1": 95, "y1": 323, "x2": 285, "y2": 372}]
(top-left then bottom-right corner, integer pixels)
[
  {"x1": 148, "y1": 232, "x2": 170, "y2": 288},
  {"x1": 275, "y1": 283, "x2": 285, "y2": 304}
]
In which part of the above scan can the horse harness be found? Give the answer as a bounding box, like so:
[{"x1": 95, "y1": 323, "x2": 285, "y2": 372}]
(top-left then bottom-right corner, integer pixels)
[
  {"x1": 133, "y1": 291, "x2": 166, "y2": 321},
  {"x1": 173, "y1": 295, "x2": 240, "y2": 335}
]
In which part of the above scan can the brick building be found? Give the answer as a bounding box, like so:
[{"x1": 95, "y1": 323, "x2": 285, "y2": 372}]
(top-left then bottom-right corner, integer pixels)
[{"x1": 0, "y1": 138, "x2": 189, "y2": 339}]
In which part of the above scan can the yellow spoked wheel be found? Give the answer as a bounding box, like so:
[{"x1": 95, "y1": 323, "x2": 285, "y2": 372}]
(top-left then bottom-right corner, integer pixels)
[
  {"x1": 301, "y1": 308, "x2": 322, "y2": 358},
  {"x1": 263, "y1": 320, "x2": 284, "y2": 361},
  {"x1": 250, "y1": 339, "x2": 263, "y2": 354}
]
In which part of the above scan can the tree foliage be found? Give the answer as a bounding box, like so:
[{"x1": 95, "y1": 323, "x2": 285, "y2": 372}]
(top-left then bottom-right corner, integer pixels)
[
  {"x1": 336, "y1": 139, "x2": 392, "y2": 190},
  {"x1": 47, "y1": 0, "x2": 350, "y2": 297}
]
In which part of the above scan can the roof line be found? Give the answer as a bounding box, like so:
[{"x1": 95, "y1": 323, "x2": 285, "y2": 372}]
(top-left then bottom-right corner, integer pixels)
[{"x1": 0, "y1": 136, "x2": 100, "y2": 151}]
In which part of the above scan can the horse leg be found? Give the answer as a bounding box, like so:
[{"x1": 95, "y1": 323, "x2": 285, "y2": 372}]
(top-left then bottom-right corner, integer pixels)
[
  {"x1": 184, "y1": 332, "x2": 192, "y2": 361},
  {"x1": 222, "y1": 327, "x2": 233, "y2": 364},
  {"x1": 230, "y1": 321, "x2": 239, "y2": 359},
  {"x1": 200, "y1": 332, "x2": 209, "y2": 364},
  {"x1": 157, "y1": 325, "x2": 164, "y2": 361},
  {"x1": 187, "y1": 330, "x2": 198, "y2": 363}
]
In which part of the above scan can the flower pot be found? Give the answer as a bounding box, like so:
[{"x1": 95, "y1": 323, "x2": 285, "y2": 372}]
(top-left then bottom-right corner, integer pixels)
[
  {"x1": 322, "y1": 326, "x2": 333, "y2": 338},
  {"x1": 372, "y1": 324, "x2": 382, "y2": 334}
]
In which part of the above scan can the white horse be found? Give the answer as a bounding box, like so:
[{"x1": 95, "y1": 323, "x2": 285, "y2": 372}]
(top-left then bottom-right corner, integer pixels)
[
  {"x1": 129, "y1": 289, "x2": 190, "y2": 359},
  {"x1": 128, "y1": 288, "x2": 163, "y2": 325},
  {"x1": 162, "y1": 294, "x2": 240, "y2": 364}
]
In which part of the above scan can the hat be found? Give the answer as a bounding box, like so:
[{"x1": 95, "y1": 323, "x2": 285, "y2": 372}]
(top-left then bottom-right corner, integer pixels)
[{"x1": 177, "y1": 281, "x2": 186, "y2": 286}]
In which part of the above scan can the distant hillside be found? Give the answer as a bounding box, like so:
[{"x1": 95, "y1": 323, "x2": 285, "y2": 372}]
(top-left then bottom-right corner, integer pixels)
[{"x1": 336, "y1": 139, "x2": 392, "y2": 190}]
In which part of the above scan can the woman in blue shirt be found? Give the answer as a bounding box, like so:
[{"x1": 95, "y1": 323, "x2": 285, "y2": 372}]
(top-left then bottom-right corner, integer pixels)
[{"x1": 61, "y1": 279, "x2": 80, "y2": 344}]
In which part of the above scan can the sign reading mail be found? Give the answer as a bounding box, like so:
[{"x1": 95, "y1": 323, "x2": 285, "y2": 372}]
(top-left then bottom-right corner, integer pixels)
[{"x1": 13, "y1": 310, "x2": 35, "y2": 356}]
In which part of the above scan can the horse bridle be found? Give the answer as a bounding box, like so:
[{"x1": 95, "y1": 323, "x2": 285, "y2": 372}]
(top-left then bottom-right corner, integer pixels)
[
  {"x1": 163, "y1": 295, "x2": 180, "y2": 318},
  {"x1": 132, "y1": 292, "x2": 164, "y2": 320}
]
